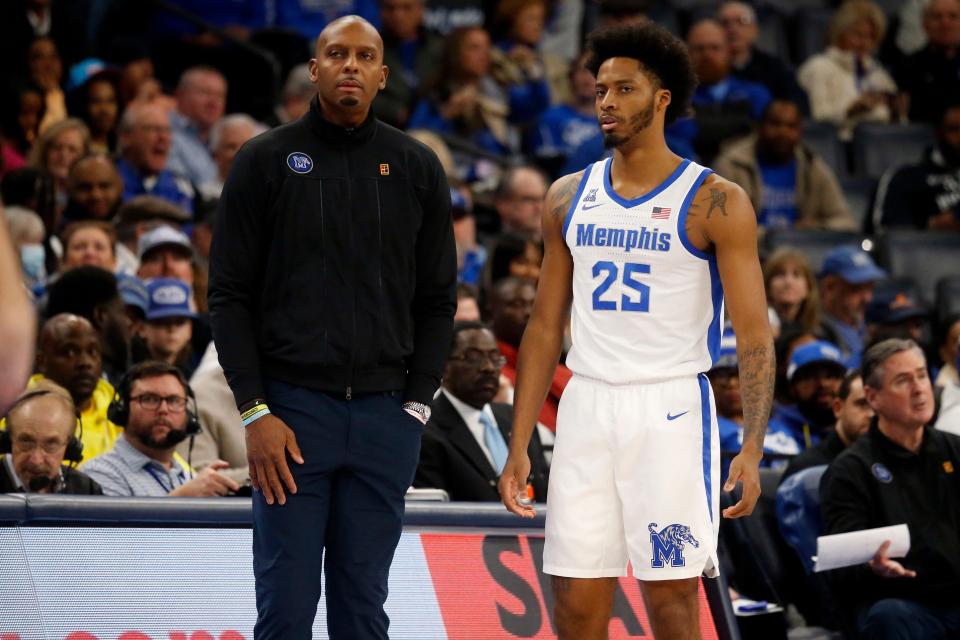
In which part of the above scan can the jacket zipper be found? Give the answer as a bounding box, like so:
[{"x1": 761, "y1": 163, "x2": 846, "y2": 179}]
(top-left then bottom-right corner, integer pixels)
[{"x1": 345, "y1": 139, "x2": 356, "y2": 400}]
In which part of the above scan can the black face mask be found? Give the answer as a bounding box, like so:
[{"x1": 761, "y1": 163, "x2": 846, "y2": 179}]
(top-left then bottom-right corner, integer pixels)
[{"x1": 797, "y1": 397, "x2": 836, "y2": 429}]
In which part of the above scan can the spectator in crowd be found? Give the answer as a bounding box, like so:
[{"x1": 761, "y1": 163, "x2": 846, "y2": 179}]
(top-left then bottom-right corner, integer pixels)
[
  {"x1": 409, "y1": 26, "x2": 527, "y2": 163},
  {"x1": 780, "y1": 369, "x2": 873, "y2": 483},
  {"x1": 0, "y1": 382, "x2": 102, "y2": 494},
  {"x1": 374, "y1": 0, "x2": 443, "y2": 129},
  {"x1": 61, "y1": 154, "x2": 123, "y2": 227},
  {"x1": 484, "y1": 232, "x2": 543, "y2": 290},
  {"x1": 60, "y1": 220, "x2": 116, "y2": 272},
  {"x1": 116, "y1": 273, "x2": 148, "y2": 338},
  {"x1": 274, "y1": 0, "x2": 380, "y2": 41},
  {"x1": 936, "y1": 315, "x2": 960, "y2": 388},
  {"x1": 264, "y1": 65, "x2": 313, "y2": 128},
  {"x1": 874, "y1": 101, "x2": 960, "y2": 231},
  {"x1": 490, "y1": 277, "x2": 570, "y2": 431},
  {"x1": 112, "y1": 196, "x2": 190, "y2": 276},
  {"x1": 714, "y1": 99, "x2": 855, "y2": 231},
  {"x1": 864, "y1": 285, "x2": 929, "y2": 347},
  {"x1": 32, "y1": 313, "x2": 121, "y2": 462},
  {"x1": 46, "y1": 266, "x2": 131, "y2": 384},
  {"x1": 896, "y1": 0, "x2": 960, "y2": 125},
  {"x1": 455, "y1": 282, "x2": 481, "y2": 322},
  {"x1": 821, "y1": 338, "x2": 960, "y2": 639},
  {"x1": 28, "y1": 117, "x2": 90, "y2": 213},
  {"x1": 686, "y1": 18, "x2": 772, "y2": 163},
  {"x1": 763, "y1": 248, "x2": 822, "y2": 336},
  {"x1": 414, "y1": 321, "x2": 550, "y2": 501},
  {"x1": 199, "y1": 114, "x2": 265, "y2": 200},
  {"x1": 1, "y1": 82, "x2": 46, "y2": 163},
  {"x1": 819, "y1": 246, "x2": 887, "y2": 368},
  {"x1": 935, "y1": 328, "x2": 960, "y2": 434},
  {"x1": 0, "y1": 207, "x2": 37, "y2": 413},
  {"x1": 1, "y1": 167, "x2": 58, "y2": 273},
  {"x1": 4, "y1": 205, "x2": 47, "y2": 289},
  {"x1": 718, "y1": 2, "x2": 805, "y2": 106},
  {"x1": 768, "y1": 340, "x2": 848, "y2": 453},
  {"x1": 491, "y1": 165, "x2": 548, "y2": 240},
  {"x1": 167, "y1": 66, "x2": 228, "y2": 187},
  {"x1": 80, "y1": 360, "x2": 240, "y2": 497},
  {"x1": 526, "y1": 53, "x2": 599, "y2": 174},
  {"x1": 116, "y1": 102, "x2": 194, "y2": 215},
  {"x1": 27, "y1": 36, "x2": 67, "y2": 133},
  {"x1": 798, "y1": 0, "x2": 902, "y2": 140},
  {"x1": 133, "y1": 279, "x2": 195, "y2": 378},
  {"x1": 174, "y1": 342, "x2": 248, "y2": 485},
  {"x1": 594, "y1": 0, "x2": 651, "y2": 27},
  {"x1": 489, "y1": 0, "x2": 555, "y2": 114},
  {"x1": 66, "y1": 65, "x2": 121, "y2": 154},
  {"x1": 136, "y1": 225, "x2": 194, "y2": 286},
  {"x1": 707, "y1": 332, "x2": 744, "y2": 457},
  {"x1": 0, "y1": 0, "x2": 85, "y2": 72}
]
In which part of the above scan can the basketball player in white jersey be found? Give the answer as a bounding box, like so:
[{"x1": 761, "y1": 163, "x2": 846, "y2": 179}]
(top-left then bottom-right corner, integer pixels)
[{"x1": 499, "y1": 23, "x2": 774, "y2": 640}]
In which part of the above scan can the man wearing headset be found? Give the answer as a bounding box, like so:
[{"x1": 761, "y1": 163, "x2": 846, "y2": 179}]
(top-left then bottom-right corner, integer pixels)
[
  {"x1": 0, "y1": 382, "x2": 102, "y2": 494},
  {"x1": 81, "y1": 361, "x2": 240, "y2": 497}
]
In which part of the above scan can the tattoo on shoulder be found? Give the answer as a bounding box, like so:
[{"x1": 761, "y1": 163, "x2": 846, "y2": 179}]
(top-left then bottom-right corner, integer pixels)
[
  {"x1": 550, "y1": 173, "x2": 582, "y2": 221},
  {"x1": 706, "y1": 188, "x2": 727, "y2": 218}
]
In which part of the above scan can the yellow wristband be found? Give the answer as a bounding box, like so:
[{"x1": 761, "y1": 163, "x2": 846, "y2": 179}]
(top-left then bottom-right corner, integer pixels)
[{"x1": 240, "y1": 403, "x2": 269, "y2": 421}]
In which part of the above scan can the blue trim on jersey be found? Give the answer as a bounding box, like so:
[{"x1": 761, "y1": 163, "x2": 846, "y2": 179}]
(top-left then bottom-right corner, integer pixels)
[
  {"x1": 602, "y1": 156, "x2": 690, "y2": 208},
  {"x1": 707, "y1": 259, "x2": 724, "y2": 364},
  {"x1": 698, "y1": 373, "x2": 714, "y2": 522},
  {"x1": 677, "y1": 167, "x2": 714, "y2": 260},
  {"x1": 562, "y1": 163, "x2": 595, "y2": 241}
]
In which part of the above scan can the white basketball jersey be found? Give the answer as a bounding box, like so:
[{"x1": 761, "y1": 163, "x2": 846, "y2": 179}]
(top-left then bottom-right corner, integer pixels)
[{"x1": 563, "y1": 156, "x2": 724, "y2": 384}]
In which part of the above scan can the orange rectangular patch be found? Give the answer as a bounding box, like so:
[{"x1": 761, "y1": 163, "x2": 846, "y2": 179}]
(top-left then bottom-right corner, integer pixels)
[
  {"x1": 379, "y1": 163, "x2": 390, "y2": 176},
  {"x1": 944, "y1": 461, "x2": 954, "y2": 474}
]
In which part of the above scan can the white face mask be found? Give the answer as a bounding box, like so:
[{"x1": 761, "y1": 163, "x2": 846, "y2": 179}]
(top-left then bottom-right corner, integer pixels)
[{"x1": 20, "y1": 243, "x2": 46, "y2": 285}]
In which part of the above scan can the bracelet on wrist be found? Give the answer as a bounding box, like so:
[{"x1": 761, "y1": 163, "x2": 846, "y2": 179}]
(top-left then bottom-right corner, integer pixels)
[{"x1": 241, "y1": 407, "x2": 271, "y2": 427}]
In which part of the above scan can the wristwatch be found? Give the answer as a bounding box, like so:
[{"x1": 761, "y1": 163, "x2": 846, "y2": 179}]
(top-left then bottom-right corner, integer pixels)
[{"x1": 403, "y1": 401, "x2": 431, "y2": 423}]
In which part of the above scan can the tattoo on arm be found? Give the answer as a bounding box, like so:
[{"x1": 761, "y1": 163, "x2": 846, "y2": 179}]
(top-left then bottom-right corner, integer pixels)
[
  {"x1": 737, "y1": 342, "x2": 775, "y2": 452},
  {"x1": 549, "y1": 174, "x2": 581, "y2": 221},
  {"x1": 706, "y1": 188, "x2": 727, "y2": 218}
]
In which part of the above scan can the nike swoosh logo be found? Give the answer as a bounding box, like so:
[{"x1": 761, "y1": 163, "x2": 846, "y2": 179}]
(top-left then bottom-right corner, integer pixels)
[
  {"x1": 667, "y1": 411, "x2": 689, "y2": 421},
  {"x1": 581, "y1": 203, "x2": 604, "y2": 210}
]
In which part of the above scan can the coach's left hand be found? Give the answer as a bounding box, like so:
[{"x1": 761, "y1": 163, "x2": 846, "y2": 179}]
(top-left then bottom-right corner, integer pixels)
[{"x1": 722, "y1": 448, "x2": 762, "y2": 518}]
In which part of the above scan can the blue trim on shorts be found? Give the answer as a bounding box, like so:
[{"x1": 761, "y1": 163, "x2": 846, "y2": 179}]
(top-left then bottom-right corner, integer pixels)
[
  {"x1": 698, "y1": 373, "x2": 713, "y2": 522},
  {"x1": 562, "y1": 162, "x2": 595, "y2": 242}
]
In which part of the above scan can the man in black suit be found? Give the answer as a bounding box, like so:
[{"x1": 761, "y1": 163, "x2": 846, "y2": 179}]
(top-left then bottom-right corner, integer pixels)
[{"x1": 415, "y1": 321, "x2": 549, "y2": 502}]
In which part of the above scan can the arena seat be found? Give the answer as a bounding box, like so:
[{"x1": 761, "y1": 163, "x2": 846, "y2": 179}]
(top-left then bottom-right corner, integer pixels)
[
  {"x1": 936, "y1": 276, "x2": 960, "y2": 328},
  {"x1": 758, "y1": 0, "x2": 829, "y2": 18},
  {"x1": 795, "y1": 9, "x2": 832, "y2": 62},
  {"x1": 764, "y1": 229, "x2": 864, "y2": 272},
  {"x1": 755, "y1": 7, "x2": 791, "y2": 63},
  {"x1": 851, "y1": 123, "x2": 936, "y2": 180},
  {"x1": 776, "y1": 465, "x2": 827, "y2": 574},
  {"x1": 802, "y1": 121, "x2": 847, "y2": 179},
  {"x1": 876, "y1": 231, "x2": 960, "y2": 304},
  {"x1": 840, "y1": 176, "x2": 877, "y2": 231}
]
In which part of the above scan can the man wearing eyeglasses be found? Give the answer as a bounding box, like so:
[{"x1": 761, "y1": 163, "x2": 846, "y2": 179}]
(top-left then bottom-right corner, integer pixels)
[
  {"x1": 81, "y1": 361, "x2": 240, "y2": 497},
  {"x1": 414, "y1": 322, "x2": 550, "y2": 501}
]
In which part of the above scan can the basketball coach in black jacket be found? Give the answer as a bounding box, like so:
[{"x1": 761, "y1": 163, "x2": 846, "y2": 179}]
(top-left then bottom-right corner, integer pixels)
[{"x1": 208, "y1": 16, "x2": 456, "y2": 640}]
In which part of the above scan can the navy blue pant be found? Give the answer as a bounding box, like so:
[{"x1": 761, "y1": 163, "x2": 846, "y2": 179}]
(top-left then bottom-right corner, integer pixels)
[
  {"x1": 857, "y1": 598, "x2": 960, "y2": 639},
  {"x1": 253, "y1": 381, "x2": 423, "y2": 640}
]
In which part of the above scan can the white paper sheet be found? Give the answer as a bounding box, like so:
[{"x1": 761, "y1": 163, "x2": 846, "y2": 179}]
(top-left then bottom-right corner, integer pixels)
[{"x1": 813, "y1": 524, "x2": 910, "y2": 572}]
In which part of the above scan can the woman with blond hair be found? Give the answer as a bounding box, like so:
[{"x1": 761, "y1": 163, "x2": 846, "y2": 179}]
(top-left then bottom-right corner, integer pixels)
[
  {"x1": 764, "y1": 247, "x2": 822, "y2": 335},
  {"x1": 28, "y1": 118, "x2": 90, "y2": 213},
  {"x1": 798, "y1": 0, "x2": 906, "y2": 139}
]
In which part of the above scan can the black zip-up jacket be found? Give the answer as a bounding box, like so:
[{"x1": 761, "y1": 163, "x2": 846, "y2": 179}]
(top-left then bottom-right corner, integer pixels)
[
  {"x1": 208, "y1": 99, "x2": 456, "y2": 408},
  {"x1": 820, "y1": 422, "x2": 960, "y2": 613}
]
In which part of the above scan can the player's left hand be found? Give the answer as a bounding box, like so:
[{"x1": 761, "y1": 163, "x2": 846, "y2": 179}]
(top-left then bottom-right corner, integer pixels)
[{"x1": 722, "y1": 449, "x2": 762, "y2": 518}]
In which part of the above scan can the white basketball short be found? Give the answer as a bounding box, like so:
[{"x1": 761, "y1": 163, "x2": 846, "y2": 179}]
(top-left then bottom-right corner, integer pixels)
[{"x1": 543, "y1": 374, "x2": 720, "y2": 581}]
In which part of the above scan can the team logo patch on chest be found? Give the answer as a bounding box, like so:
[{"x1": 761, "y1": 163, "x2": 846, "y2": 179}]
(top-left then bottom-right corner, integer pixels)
[
  {"x1": 649, "y1": 522, "x2": 699, "y2": 568},
  {"x1": 286, "y1": 152, "x2": 314, "y2": 174}
]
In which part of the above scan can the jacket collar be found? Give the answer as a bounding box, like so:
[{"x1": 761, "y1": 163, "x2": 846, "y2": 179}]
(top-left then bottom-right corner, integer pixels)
[{"x1": 306, "y1": 95, "x2": 378, "y2": 145}]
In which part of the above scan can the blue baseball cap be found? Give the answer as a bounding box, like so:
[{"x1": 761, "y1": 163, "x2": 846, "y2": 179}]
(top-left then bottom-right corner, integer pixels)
[
  {"x1": 787, "y1": 340, "x2": 846, "y2": 381},
  {"x1": 65, "y1": 58, "x2": 119, "y2": 93},
  {"x1": 145, "y1": 278, "x2": 196, "y2": 321},
  {"x1": 819, "y1": 246, "x2": 886, "y2": 284},
  {"x1": 865, "y1": 288, "x2": 928, "y2": 325},
  {"x1": 138, "y1": 225, "x2": 193, "y2": 261},
  {"x1": 116, "y1": 274, "x2": 148, "y2": 317}
]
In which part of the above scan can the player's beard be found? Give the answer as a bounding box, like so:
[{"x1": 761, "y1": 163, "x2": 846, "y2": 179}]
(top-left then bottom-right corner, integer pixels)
[
  {"x1": 339, "y1": 95, "x2": 360, "y2": 107},
  {"x1": 602, "y1": 97, "x2": 655, "y2": 149}
]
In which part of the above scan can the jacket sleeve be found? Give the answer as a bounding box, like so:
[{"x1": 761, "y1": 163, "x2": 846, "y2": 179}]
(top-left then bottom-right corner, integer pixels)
[
  {"x1": 819, "y1": 457, "x2": 877, "y2": 595},
  {"x1": 207, "y1": 143, "x2": 271, "y2": 408},
  {"x1": 406, "y1": 150, "x2": 457, "y2": 405}
]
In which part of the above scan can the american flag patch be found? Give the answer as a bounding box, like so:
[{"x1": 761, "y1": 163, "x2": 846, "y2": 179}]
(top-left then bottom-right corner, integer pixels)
[{"x1": 651, "y1": 206, "x2": 671, "y2": 219}]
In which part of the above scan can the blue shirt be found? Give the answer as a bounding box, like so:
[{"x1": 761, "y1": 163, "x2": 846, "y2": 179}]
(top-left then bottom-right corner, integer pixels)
[
  {"x1": 692, "y1": 77, "x2": 772, "y2": 120},
  {"x1": 526, "y1": 105, "x2": 597, "y2": 162},
  {"x1": 117, "y1": 158, "x2": 194, "y2": 216},
  {"x1": 273, "y1": 0, "x2": 380, "y2": 40},
  {"x1": 167, "y1": 110, "x2": 218, "y2": 187},
  {"x1": 757, "y1": 159, "x2": 798, "y2": 229},
  {"x1": 80, "y1": 435, "x2": 190, "y2": 497}
]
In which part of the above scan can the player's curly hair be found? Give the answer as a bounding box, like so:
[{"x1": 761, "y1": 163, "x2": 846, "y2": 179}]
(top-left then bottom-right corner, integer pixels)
[{"x1": 584, "y1": 22, "x2": 697, "y2": 125}]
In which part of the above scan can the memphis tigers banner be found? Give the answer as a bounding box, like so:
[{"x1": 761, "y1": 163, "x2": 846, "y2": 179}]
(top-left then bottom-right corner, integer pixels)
[{"x1": 0, "y1": 528, "x2": 721, "y2": 639}]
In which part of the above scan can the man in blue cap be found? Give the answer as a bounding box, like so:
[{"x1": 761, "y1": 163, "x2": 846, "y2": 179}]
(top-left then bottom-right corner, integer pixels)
[
  {"x1": 865, "y1": 286, "x2": 929, "y2": 348},
  {"x1": 818, "y1": 246, "x2": 887, "y2": 368},
  {"x1": 135, "y1": 278, "x2": 196, "y2": 378},
  {"x1": 768, "y1": 340, "x2": 848, "y2": 454}
]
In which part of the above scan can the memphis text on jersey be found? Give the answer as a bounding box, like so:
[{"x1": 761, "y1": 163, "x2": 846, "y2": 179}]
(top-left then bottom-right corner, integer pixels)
[{"x1": 574, "y1": 222, "x2": 672, "y2": 254}]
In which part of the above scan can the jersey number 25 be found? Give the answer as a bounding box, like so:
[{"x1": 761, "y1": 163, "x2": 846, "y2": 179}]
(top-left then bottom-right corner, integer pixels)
[{"x1": 592, "y1": 261, "x2": 650, "y2": 312}]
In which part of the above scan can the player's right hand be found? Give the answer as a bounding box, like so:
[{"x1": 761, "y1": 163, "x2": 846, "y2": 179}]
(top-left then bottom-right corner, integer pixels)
[
  {"x1": 246, "y1": 413, "x2": 304, "y2": 506},
  {"x1": 499, "y1": 453, "x2": 535, "y2": 518}
]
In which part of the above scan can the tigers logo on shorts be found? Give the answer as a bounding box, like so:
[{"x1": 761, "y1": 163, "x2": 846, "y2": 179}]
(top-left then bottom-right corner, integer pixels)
[{"x1": 649, "y1": 522, "x2": 700, "y2": 568}]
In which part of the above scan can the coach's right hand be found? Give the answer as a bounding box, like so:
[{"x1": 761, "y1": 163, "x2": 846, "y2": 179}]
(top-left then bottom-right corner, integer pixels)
[
  {"x1": 499, "y1": 453, "x2": 535, "y2": 518},
  {"x1": 246, "y1": 414, "x2": 304, "y2": 506}
]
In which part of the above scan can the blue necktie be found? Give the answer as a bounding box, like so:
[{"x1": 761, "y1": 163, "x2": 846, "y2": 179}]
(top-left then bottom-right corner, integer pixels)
[{"x1": 480, "y1": 411, "x2": 508, "y2": 475}]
